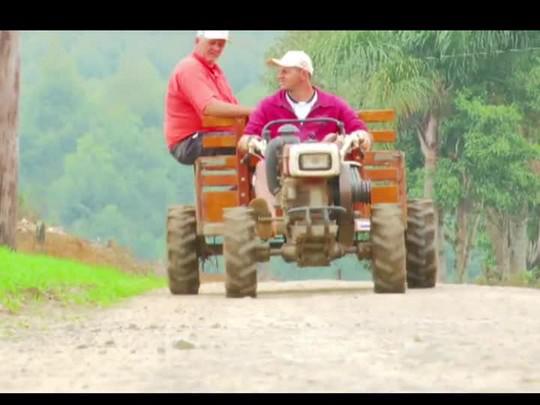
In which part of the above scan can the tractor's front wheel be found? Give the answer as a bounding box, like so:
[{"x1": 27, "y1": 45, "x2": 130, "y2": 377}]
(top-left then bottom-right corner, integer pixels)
[
  {"x1": 370, "y1": 203, "x2": 407, "y2": 293},
  {"x1": 166, "y1": 205, "x2": 200, "y2": 295},
  {"x1": 223, "y1": 207, "x2": 258, "y2": 298}
]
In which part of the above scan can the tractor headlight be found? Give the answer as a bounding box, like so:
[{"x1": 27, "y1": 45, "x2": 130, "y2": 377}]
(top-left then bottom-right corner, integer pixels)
[
  {"x1": 299, "y1": 153, "x2": 332, "y2": 171},
  {"x1": 288, "y1": 143, "x2": 340, "y2": 177}
]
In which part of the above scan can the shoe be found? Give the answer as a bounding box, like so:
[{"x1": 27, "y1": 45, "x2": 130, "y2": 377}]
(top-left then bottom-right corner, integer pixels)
[{"x1": 249, "y1": 198, "x2": 273, "y2": 240}]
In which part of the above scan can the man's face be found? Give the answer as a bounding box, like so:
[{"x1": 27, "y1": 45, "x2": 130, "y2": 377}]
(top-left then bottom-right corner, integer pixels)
[
  {"x1": 277, "y1": 67, "x2": 308, "y2": 91},
  {"x1": 195, "y1": 38, "x2": 227, "y2": 64}
]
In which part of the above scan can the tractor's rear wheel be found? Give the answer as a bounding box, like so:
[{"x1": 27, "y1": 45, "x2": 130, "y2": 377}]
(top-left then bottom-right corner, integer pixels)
[
  {"x1": 406, "y1": 199, "x2": 437, "y2": 288},
  {"x1": 370, "y1": 203, "x2": 406, "y2": 293},
  {"x1": 223, "y1": 207, "x2": 258, "y2": 298},
  {"x1": 166, "y1": 205, "x2": 200, "y2": 295}
]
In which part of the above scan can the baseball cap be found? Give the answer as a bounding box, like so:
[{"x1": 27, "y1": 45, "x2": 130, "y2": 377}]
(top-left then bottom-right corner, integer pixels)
[
  {"x1": 196, "y1": 31, "x2": 230, "y2": 41},
  {"x1": 267, "y1": 50, "x2": 314, "y2": 75}
]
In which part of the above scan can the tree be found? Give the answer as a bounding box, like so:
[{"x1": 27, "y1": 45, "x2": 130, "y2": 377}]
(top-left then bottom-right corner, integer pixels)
[
  {"x1": 506, "y1": 55, "x2": 540, "y2": 273},
  {"x1": 15, "y1": 31, "x2": 283, "y2": 261},
  {"x1": 0, "y1": 32, "x2": 20, "y2": 249},
  {"x1": 456, "y1": 48, "x2": 540, "y2": 279},
  {"x1": 435, "y1": 92, "x2": 540, "y2": 281},
  {"x1": 19, "y1": 38, "x2": 91, "y2": 214}
]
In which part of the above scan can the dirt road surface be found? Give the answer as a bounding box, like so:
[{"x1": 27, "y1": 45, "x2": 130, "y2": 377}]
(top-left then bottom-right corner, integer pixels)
[{"x1": 1, "y1": 280, "x2": 540, "y2": 393}]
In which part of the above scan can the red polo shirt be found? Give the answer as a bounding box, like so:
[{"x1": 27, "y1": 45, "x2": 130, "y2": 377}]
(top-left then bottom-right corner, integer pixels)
[{"x1": 164, "y1": 52, "x2": 238, "y2": 150}]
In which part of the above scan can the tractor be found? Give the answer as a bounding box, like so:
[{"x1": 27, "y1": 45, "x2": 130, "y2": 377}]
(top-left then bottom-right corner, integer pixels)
[{"x1": 166, "y1": 110, "x2": 437, "y2": 297}]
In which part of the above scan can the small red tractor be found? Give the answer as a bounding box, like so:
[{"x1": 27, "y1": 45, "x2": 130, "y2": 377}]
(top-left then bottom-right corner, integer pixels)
[{"x1": 166, "y1": 110, "x2": 437, "y2": 297}]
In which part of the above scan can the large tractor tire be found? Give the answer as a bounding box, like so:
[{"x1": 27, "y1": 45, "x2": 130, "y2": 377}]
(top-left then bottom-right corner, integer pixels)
[
  {"x1": 223, "y1": 207, "x2": 258, "y2": 298},
  {"x1": 370, "y1": 203, "x2": 407, "y2": 293},
  {"x1": 406, "y1": 199, "x2": 437, "y2": 288},
  {"x1": 166, "y1": 205, "x2": 200, "y2": 295}
]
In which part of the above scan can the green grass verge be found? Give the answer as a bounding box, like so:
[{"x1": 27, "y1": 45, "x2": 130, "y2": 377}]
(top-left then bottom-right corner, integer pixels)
[{"x1": 0, "y1": 247, "x2": 166, "y2": 313}]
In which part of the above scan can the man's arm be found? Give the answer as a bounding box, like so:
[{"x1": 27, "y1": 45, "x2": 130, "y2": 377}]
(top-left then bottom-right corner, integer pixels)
[
  {"x1": 337, "y1": 97, "x2": 373, "y2": 151},
  {"x1": 337, "y1": 97, "x2": 368, "y2": 133},
  {"x1": 179, "y1": 68, "x2": 252, "y2": 119},
  {"x1": 204, "y1": 99, "x2": 253, "y2": 118},
  {"x1": 238, "y1": 100, "x2": 268, "y2": 153},
  {"x1": 243, "y1": 100, "x2": 267, "y2": 137}
]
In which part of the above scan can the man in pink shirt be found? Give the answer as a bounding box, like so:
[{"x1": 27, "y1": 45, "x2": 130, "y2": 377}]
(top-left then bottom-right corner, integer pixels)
[
  {"x1": 239, "y1": 50, "x2": 372, "y2": 151},
  {"x1": 165, "y1": 30, "x2": 253, "y2": 165},
  {"x1": 238, "y1": 51, "x2": 373, "y2": 230},
  {"x1": 238, "y1": 51, "x2": 373, "y2": 238}
]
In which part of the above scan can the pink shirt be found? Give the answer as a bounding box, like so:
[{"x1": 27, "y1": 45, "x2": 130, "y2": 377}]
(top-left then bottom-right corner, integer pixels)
[
  {"x1": 164, "y1": 52, "x2": 238, "y2": 150},
  {"x1": 245, "y1": 88, "x2": 367, "y2": 142}
]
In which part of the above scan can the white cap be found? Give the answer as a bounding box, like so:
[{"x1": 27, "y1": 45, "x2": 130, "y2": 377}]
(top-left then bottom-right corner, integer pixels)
[
  {"x1": 196, "y1": 31, "x2": 230, "y2": 41},
  {"x1": 268, "y1": 50, "x2": 314, "y2": 75}
]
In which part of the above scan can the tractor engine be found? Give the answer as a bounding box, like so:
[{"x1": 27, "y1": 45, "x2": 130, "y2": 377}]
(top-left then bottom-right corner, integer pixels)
[
  {"x1": 264, "y1": 124, "x2": 372, "y2": 267},
  {"x1": 277, "y1": 142, "x2": 344, "y2": 267}
]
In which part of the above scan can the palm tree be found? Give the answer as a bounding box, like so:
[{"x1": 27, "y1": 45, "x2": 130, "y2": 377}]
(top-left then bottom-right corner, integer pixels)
[{"x1": 0, "y1": 31, "x2": 21, "y2": 249}]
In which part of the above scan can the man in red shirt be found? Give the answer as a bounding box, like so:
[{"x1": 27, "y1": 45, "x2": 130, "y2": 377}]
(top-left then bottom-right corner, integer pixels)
[{"x1": 165, "y1": 30, "x2": 253, "y2": 165}]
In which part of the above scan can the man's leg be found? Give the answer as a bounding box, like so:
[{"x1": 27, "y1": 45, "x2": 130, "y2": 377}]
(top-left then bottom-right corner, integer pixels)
[
  {"x1": 171, "y1": 133, "x2": 237, "y2": 165},
  {"x1": 253, "y1": 160, "x2": 276, "y2": 218},
  {"x1": 250, "y1": 160, "x2": 277, "y2": 239},
  {"x1": 170, "y1": 134, "x2": 204, "y2": 165}
]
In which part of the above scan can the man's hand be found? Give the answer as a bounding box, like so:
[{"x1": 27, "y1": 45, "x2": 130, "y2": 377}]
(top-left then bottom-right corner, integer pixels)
[
  {"x1": 238, "y1": 134, "x2": 266, "y2": 155},
  {"x1": 322, "y1": 132, "x2": 338, "y2": 143},
  {"x1": 339, "y1": 130, "x2": 373, "y2": 159},
  {"x1": 322, "y1": 132, "x2": 344, "y2": 149},
  {"x1": 237, "y1": 135, "x2": 252, "y2": 153},
  {"x1": 350, "y1": 130, "x2": 373, "y2": 151}
]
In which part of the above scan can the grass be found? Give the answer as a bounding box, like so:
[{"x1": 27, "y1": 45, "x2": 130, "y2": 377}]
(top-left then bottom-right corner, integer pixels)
[
  {"x1": 0, "y1": 247, "x2": 166, "y2": 313},
  {"x1": 475, "y1": 270, "x2": 540, "y2": 289}
]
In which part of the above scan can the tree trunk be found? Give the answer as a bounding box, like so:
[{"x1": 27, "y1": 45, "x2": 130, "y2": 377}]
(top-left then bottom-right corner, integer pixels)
[
  {"x1": 455, "y1": 200, "x2": 467, "y2": 283},
  {"x1": 455, "y1": 199, "x2": 469, "y2": 283},
  {"x1": 486, "y1": 209, "x2": 511, "y2": 280},
  {"x1": 455, "y1": 198, "x2": 481, "y2": 283},
  {"x1": 509, "y1": 206, "x2": 528, "y2": 275},
  {"x1": 436, "y1": 208, "x2": 447, "y2": 282},
  {"x1": 419, "y1": 113, "x2": 438, "y2": 199},
  {"x1": 0, "y1": 31, "x2": 20, "y2": 250},
  {"x1": 467, "y1": 212, "x2": 481, "y2": 279},
  {"x1": 418, "y1": 113, "x2": 446, "y2": 281},
  {"x1": 527, "y1": 225, "x2": 540, "y2": 270}
]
